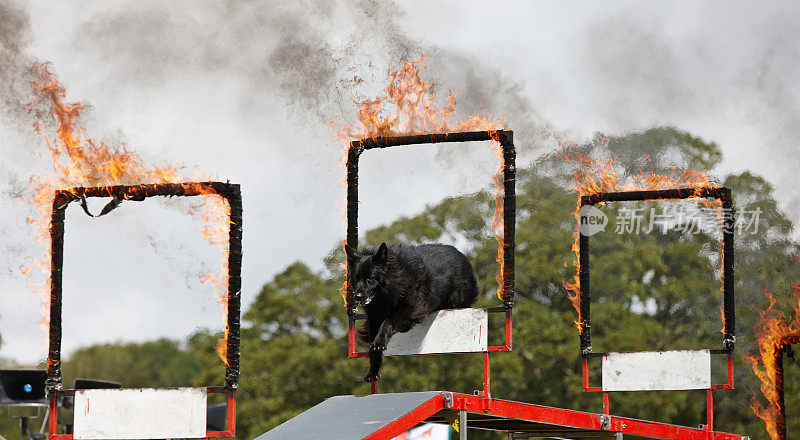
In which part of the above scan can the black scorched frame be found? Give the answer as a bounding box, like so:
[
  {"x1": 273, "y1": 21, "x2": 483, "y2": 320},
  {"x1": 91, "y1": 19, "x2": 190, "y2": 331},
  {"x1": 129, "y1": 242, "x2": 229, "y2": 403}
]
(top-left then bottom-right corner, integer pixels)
[
  {"x1": 45, "y1": 182, "x2": 242, "y2": 393},
  {"x1": 344, "y1": 130, "x2": 516, "y2": 365},
  {"x1": 577, "y1": 186, "x2": 735, "y2": 355}
]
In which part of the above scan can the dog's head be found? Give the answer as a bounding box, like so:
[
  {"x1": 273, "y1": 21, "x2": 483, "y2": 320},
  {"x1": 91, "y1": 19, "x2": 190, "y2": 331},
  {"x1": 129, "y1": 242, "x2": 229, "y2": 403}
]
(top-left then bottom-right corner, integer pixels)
[{"x1": 346, "y1": 242, "x2": 388, "y2": 306}]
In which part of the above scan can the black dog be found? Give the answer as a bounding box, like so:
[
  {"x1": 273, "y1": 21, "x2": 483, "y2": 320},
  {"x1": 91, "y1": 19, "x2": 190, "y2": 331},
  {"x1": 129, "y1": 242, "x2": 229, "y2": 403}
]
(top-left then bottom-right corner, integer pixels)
[{"x1": 347, "y1": 242, "x2": 479, "y2": 382}]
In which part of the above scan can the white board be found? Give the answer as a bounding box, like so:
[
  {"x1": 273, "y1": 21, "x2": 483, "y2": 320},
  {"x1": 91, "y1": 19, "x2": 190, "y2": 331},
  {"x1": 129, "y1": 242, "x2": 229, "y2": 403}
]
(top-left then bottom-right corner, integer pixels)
[
  {"x1": 73, "y1": 388, "x2": 207, "y2": 439},
  {"x1": 384, "y1": 308, "x2": 488, "y2": 356},
  {"x1": 601, "y1": 350, "x2": 711, "y2": 392}
]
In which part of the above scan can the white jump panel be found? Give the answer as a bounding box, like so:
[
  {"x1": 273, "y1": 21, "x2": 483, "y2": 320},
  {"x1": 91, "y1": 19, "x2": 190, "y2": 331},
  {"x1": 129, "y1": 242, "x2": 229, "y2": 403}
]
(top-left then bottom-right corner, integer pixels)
[
  {"x1": 73, "y1": 387, "x2": 207, "y2": 439},
  {"x1": 384, "y1": 308, "x2": 488, "y2": 356},
  {"x1": 601, "y1": 350, "x2": 711, "y2": 392}
]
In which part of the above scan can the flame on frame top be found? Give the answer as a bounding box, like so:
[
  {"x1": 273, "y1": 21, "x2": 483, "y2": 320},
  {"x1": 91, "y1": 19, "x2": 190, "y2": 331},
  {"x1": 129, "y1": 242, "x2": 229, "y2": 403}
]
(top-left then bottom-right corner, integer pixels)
[
  {"x1": 561, "y1": 150, "x2": 720, "y2": 333},
  {"x1": 329, "y1": 53, "x2": 506, "y2": 140},
  {"x1": 331, "y1": 54, "x2": 510, "y2": 304},
  {"x1": 24, "y1": 63, "x2": 232, "y2": 365}
]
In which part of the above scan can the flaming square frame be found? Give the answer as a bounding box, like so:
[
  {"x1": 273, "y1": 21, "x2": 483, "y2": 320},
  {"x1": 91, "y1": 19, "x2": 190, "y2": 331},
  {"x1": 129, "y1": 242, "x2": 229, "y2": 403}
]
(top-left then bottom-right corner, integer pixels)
[
  {"x1": 344, "y1": 130, "x2": 516, "y2": 361},
  {"x1": 577, "y1": 187, "x2": 736, "y2": 428},
  {"x1": 45, "y1": 182, "x2": 242, "y2": 439},
  {"x1": 576, "y1": 186, "x2": 735, "y2": 355}
]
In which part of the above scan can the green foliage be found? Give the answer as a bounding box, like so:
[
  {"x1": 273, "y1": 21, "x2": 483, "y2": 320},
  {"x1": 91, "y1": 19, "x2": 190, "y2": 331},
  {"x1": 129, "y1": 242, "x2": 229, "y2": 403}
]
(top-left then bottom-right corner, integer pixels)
[
  {"x1": 61, "y1": 338, "x2": 207, "y2": 388},
  {"x1": 4, "y1": 127, "x2": 797, "y2": 440}
]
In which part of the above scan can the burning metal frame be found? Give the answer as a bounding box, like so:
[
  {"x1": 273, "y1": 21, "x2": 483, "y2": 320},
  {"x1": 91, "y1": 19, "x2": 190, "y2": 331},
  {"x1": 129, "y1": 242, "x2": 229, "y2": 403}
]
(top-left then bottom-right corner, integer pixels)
[
  {"x1": 344, "y1": 130, "x2": 515, "y2": 394},
  {"x1": 577, "y1": 187, "x2": 736, "y2": 429},
  {"x1": 577, "y1": 186, "x2": 736, "y2": 354},
  {"x1": 769, "y1": 341, "x2": 799, "y2": 440},
  {"x1": 44, "y1": 182, "x2": 242, "y2": 439}
]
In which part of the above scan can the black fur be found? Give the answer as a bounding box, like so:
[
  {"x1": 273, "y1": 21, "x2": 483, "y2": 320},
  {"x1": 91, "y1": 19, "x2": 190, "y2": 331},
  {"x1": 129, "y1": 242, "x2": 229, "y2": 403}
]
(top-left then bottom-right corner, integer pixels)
[{"x1": 347, "y1": 242, "x2": 479, "y2": 382}]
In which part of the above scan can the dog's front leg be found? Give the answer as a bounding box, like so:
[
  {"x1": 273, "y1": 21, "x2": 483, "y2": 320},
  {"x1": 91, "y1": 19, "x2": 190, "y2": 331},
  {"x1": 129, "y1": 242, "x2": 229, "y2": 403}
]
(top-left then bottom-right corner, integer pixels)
[
  {"x1": 365, "y1": 319, "x2": 397, "y2": 382},
  {"x1": 371, "y1": 318, "x2": 397, "y2": 352},
  {"x1": 365, "y1": 347, "x2": 383, "y2": 382}
]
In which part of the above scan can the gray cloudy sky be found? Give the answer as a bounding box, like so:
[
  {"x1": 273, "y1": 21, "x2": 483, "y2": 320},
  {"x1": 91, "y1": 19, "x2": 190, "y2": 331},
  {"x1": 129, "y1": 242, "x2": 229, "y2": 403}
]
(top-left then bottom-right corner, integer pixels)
[{"x1": 1, "y1": 0, "x2": 798, "y2": 364}]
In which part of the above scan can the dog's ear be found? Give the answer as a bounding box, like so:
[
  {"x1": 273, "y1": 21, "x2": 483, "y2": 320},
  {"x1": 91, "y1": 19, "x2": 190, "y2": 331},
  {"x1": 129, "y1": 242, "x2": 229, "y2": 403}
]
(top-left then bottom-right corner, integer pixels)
[{"x1": 373, "y1": 242, "x2": 388, "y2": 265}]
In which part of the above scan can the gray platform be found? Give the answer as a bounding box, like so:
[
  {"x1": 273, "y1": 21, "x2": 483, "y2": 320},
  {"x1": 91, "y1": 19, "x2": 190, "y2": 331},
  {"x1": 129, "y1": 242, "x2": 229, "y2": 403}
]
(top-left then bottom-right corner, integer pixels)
[{"x1": 253, "y1": 392, "x2": 443, "y2": 440}]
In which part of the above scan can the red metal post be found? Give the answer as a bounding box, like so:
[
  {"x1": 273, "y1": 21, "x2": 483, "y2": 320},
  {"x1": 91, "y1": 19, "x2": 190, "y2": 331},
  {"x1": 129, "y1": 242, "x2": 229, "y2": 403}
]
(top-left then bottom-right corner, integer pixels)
[
  {"x1": 505, "y1": 308, "x2": 513, "y2": 350},
  {"x1": 48, "y1": 394, "x2": 58, "y2": 439},
  {"x1": 710, "y1": 351, "x2": 735, "y2": 390},
  {"x1": 602, "y1": 392, "x2": 610, "y2": 416},
  {"x1": 582, "y1": 357, "x2": 589, "y2": 390},
  {"x1": 227, "y1": 390, "x2": 236, "y2": 437},
  {"x1": 371, "y1": 381, "x2": 377, "y2": 395},
  {"x1": 482, "y1": 352, "x2": 491, "y2": 398},
  {"x1": 348, "y1": 319, "x2": 356, "y2": 357},
  {"x1": 705, "y1": 389, "x2": 713, "y2": 431},
  {"x1": 581, "y1": 356, "x2": 602, "y2": 392},
  {"x1": 206, "y1": 388, "x2": 237, "y2": 438},
  {"x1": 727, "y1": 352, "x2": 735, "y2": 389}
]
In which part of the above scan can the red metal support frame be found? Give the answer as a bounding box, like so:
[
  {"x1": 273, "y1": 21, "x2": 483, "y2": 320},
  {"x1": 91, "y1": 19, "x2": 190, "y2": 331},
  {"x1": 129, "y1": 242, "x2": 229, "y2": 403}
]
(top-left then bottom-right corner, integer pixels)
[
  {"x1": 580, "y1": 351, "x2": 733, "y2": 431},
  {"x1": 205, "y1": 388, "x2": 237, "y2": 438},
  {"x1": 437, "y1": 392, "x2": 745, "y2": 440},
  {"x1": 581, "y1": 356, "x2": 602, "y2": 393},
  {"x1": 48, "y1": 392, "x2": 68, "y2": 440}
]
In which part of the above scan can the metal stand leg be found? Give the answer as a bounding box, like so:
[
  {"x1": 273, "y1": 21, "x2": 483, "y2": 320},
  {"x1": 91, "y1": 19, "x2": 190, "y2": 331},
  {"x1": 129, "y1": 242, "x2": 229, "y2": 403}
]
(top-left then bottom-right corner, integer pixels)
[
  {"x1": 481, "y1": 352, "x2": 491, "y2": 398},
  {"x1": 706, "y1": 389, "x2": 714, "y2": 431},
  {"x1": 459, "y1": 410, "x2": 467, "y2": 440}
]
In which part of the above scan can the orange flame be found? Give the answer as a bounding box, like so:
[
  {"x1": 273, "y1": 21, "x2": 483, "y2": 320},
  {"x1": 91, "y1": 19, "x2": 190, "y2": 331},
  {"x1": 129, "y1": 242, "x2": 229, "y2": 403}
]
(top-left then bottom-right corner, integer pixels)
[
  {"x1": 329, "y1": 53, "x2": 505, "y2": 140},
  {"x1": 746, "y1": 284, "x2": 800, "y2": 440},
  {"x1": 338, "y1": 240, "x2": 348, "y2": 307},
  {"x1": 25, "y1": 63, "x2": 231, "y2": 365},
  {"x1": 330, "y1": 54, "x2": 509, "y2": 302},
  {"x1": 561, "y1": 151, "x2": 720, "y2": 332}
]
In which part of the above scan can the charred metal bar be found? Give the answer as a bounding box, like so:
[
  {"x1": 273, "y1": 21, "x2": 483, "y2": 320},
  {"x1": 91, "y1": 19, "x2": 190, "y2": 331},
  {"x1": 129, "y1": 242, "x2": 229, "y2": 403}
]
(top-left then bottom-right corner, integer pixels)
[
  {"x1": 720, "y1": 188, "x2": 736, "y2": 350},
  {"x1": 345, "y1": 130, "x2": 516, "y2": 307},
  {"x1": 776, "y1": 353, "x2": 785, "y2": 440},
  {"x1": 578, "y1": 186, "x2": 734, "y2": 355},
  {"x1": 578, "y1": 231, "x2": 591, "y2": 354},
  {"x1": 46, "y1": 193, "x2": 69, "y2": 392},
  {"x1": 224, "y1": 184, "x2": 243, "y2": 389},
  {"x1": 774, "y1": 341, "x2": 799, "y2": 440},
  {"x1": 45, "y1": 181, "x2": 242, "y2": 393},
  {"x1": 351, "y1": 130, "x2": 508, "y2": 150},
  {"x1": 499, "y1": 131, "x2": 516, "y2": 308},
  {"x1": 581, "y1": 187, "x2": 728, "y2": 206},
  {"x1": 345, "y1": 147, "x2": 360, "y2": 315},
  {"x1": 55, "y1": 181, "x2": 234, "y2": 201}
]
